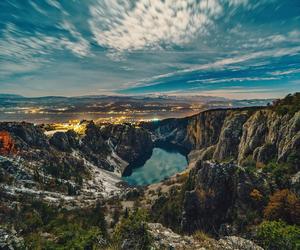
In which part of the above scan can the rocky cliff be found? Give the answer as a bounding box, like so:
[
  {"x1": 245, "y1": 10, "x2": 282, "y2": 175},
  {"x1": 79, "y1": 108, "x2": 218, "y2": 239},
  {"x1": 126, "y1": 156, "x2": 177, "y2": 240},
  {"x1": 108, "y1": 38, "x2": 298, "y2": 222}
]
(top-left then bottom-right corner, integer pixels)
[
  {"x1": 146, "y1": 107, "x2": 300, "y2": 167},
  {"x1": 100, "y1": 124, "x2": 153, "y2": 175},
  {"x1": 0, "y1": 122, "x2": 153, "y2": 205},
  {"x1": 146, "y1": 94, "x2": 300, "y2": 239},
  {"x1": 180, "y1": 161, "x2": 272, "y2": 234}
]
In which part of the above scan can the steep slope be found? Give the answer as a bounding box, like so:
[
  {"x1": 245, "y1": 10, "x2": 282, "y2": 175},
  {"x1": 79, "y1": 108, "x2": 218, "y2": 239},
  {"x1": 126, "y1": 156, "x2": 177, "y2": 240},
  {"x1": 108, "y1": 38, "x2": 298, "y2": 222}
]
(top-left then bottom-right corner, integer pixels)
[
  {"x1": 146, "y1": 106, "x2": 300, "y2": 167},
  {"x1": 0, "y1": 122, "x2": 153, "y2": 205},
  {"x1": 145, "y1": 94, "x2": 300, "y2": 239}
]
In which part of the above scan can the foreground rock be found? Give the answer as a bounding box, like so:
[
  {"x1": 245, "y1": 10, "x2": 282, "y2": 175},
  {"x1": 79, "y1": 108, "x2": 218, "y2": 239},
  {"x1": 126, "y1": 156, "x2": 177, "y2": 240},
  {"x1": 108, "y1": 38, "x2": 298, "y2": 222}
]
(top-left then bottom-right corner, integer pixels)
[
  {"x1": 148, "y1": 223, "x2": 263, "y2": 250},
  {"x1": 0, "y1": 227, "x2": 24, "y2": 250}
]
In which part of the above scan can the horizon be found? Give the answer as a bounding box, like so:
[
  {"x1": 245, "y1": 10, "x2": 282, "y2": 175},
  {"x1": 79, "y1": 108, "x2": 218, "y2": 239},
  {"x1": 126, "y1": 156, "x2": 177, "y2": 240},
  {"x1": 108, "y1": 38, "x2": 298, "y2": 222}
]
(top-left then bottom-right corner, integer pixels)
[
  {"x1": 1, "y1": 0, "x2": 300, "y2": 98},
  {"x1": 0, "y1": 91, "x2": 278, "y2": 100}
]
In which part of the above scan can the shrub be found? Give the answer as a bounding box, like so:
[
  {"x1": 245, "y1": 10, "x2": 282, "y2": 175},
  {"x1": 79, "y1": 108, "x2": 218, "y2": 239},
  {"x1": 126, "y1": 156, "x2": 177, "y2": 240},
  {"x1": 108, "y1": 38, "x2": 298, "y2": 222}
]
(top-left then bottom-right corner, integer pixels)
[
  {"x1": 241, "y1": 156, "x2": 256, "y2": 172},
  {"x1": 264, "y1": 189, "x2": 300, "y2": 225},
  {"x1": 113, "y1": 209, "x2": 153, "y2": 250},
  {"x1": 25, "y1": 225, "x2": 102, "y2": 250},
  {"x1": 262, "y1": 162, "x2": 297, "y2": 189},
  {"x1": 12, "y1": 200, "x2": 109, "y2": 249},
  {"x1": 271, "y1": 93, "x2": 300, "y2": 116},
  {"x1": 193, "y1": 230, "x2": 212, "y2": 242},
  {"x1": 256, "y1": 220, "x2": 300, "y2": 250},
  {"x1": 150, "y1": 189, "x2": 184, "y2": 232}
]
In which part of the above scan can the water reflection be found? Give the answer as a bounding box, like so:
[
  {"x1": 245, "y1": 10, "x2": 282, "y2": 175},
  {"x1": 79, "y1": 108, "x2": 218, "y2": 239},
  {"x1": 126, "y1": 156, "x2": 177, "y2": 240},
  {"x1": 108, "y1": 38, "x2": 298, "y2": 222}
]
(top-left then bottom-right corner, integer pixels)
[{"x1": 123, "y1": 147, "x2": 187, "y2": 186}]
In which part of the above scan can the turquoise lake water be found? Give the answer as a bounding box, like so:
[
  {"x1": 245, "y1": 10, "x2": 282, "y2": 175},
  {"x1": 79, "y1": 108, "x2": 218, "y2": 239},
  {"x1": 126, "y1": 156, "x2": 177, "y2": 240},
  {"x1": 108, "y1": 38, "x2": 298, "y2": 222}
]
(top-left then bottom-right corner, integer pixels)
[{"x1": 123, "y1": 147, "x2": 187, "y2": 186}]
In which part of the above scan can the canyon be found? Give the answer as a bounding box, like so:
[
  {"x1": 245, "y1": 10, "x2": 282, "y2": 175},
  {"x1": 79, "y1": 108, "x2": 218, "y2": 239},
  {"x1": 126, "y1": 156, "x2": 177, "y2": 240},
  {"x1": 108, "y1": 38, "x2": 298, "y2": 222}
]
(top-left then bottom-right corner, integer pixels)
[{"x1": 0, "y1": 93, "x2": 299, "y2": 249}]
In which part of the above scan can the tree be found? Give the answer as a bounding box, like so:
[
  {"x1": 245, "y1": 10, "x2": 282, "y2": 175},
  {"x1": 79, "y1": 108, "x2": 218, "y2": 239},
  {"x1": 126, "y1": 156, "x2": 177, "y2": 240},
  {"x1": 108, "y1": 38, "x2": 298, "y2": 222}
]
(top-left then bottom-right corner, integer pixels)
[
  {"x1": 113, "y1": 209, "x2": 153, "y2": 250},
  {"x1": 257, "y1": 220, "x2": 300, "y2": 250},
  {"x1": 264, "y1": 189, "x2": 300, "y2": 225}
]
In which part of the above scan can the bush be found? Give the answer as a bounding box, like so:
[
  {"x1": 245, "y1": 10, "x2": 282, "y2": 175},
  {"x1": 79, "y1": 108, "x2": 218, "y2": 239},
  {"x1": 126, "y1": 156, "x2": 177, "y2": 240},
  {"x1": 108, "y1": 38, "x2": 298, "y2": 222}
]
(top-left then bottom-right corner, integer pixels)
[
  {"x1": 264, "y1": 189, "x2": 300, "y2": 225},
  {"x1": 241, "y1": 156, "x2": 256, "y2": 172},
  {"x1": 150, "y1": 189, "x2": 183, "y2": 232},
  {"x1": 271, "y1": 93, "x2": 300, "y2": 116},
  {"x1": 25, "y1": 225, "x2": 102, "y2": 250},
  {"x1": 256, "y1": 220, "x2": 300, "y2": 250},
  {"x1": 262, "y1": 162, "x2": 297, "y2": 189},
  {"x1": 113, "y1": 209, "x2": 153, "y2": 250},
  {"x1": 11, "y1": 200, "x2": 108, "y2": 249}
]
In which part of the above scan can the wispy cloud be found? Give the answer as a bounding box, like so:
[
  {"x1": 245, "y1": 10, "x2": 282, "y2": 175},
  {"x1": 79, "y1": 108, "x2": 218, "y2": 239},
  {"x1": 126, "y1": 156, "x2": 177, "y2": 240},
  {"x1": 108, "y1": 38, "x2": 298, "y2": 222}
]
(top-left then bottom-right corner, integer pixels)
[
  {"x1": 269, "y1": 68, "x2": 300, "y2": 76},
  {"x1": 188, "y1": 77, "x2": 279, "y2": 84},
  {"x1": 88, "y1": 0, "x2": 248, "y2": 51},
  {"x1": 121, "y1": 46, "x2": 300, "y2": 89}
]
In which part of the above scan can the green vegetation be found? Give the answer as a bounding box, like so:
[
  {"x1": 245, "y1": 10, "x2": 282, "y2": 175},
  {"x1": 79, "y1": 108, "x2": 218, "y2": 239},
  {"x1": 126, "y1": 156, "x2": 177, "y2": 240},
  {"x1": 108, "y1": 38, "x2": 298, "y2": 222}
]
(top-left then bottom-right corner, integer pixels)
[
  {"x1": 113, "y1": 209, "x2": 153, "y2": 250},
  {"x1": 240, "y1": 155, "x2": 256, "y2": 171},
  {"x1": 271, "y1": 93, "x2": 300, "y2": 116},
  {"x1": 1, "y1": 200, "x2": 108, "y2": 249},
  {"x1": 256, "y1": 220, "x2": 300, "y2": 250},
  {"x1": 150, "y1": 170, "x2": 196, "y2": 233},
  {"x1": 262, "y1": 161, "x2": 297, "y2": 189}
]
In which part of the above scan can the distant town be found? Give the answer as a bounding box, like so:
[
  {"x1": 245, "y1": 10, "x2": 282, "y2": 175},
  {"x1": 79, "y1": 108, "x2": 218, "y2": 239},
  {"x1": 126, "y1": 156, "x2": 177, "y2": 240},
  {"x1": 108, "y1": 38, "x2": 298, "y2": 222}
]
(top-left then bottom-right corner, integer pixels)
[{"x1": 0, "y1": 94, "x2": 271, "y2": 124}]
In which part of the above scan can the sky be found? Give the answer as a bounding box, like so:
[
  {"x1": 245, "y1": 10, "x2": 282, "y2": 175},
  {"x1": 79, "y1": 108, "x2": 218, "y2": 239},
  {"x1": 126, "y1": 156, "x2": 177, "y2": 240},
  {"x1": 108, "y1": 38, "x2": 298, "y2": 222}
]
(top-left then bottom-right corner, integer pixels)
[{"x1": 0, "y1": 0, "x2": 300, "y2": 99}]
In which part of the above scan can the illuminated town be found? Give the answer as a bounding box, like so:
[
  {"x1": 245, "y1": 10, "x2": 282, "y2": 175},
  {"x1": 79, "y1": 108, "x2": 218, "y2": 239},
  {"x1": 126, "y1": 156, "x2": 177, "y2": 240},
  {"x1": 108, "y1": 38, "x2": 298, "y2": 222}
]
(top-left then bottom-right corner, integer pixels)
[{"x1": 0, "y1": 95, "x2": 271, "y2": 126}]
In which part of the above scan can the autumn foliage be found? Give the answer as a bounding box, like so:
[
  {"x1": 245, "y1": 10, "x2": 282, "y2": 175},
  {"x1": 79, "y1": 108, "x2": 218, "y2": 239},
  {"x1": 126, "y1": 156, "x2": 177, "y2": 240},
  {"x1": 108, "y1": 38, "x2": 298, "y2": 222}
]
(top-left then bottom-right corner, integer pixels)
[
  {"x1": 0, "y1": 131, "x2": 16, "y2": 155},
  {"x1": 264, "y1": 189, "x2": 300, "y2": 225},
  {"x1": 250, "y1": 189, "x2": 263, "y2": 201}
]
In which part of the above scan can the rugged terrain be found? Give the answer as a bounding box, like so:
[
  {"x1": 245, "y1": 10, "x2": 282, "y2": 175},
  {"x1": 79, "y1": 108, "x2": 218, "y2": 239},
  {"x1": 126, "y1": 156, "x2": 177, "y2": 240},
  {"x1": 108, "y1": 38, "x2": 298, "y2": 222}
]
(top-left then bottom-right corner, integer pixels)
[
  {"x1": 0, "y1": 121, "x2": 153, "y2": 207},
  {"x1": 0, "y1": 93, "x2": 300, "y2": 249}
]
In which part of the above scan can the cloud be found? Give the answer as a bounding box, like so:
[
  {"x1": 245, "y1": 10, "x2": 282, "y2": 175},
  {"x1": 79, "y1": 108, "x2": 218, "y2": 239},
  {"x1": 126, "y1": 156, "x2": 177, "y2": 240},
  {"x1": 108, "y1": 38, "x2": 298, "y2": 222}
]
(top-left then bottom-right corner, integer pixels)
[
  {"x1": 0, "y1": 18, "x2": 91, "y2": 78},
  {"x1": 188, "y1": 77, "x2": 279, "y2": 84},
  {"x1": 58, "y1": 20, "x2": 91, "y2": 57},
  {"x1": 89, "y1": 0, "x2": 249, "y2": 51},
  {"x1": 122, "y1": 46, "x2": 300, "y2": 89},
  {"x1": 269, "y1": 68, "x2": 300, "y2": 76}
]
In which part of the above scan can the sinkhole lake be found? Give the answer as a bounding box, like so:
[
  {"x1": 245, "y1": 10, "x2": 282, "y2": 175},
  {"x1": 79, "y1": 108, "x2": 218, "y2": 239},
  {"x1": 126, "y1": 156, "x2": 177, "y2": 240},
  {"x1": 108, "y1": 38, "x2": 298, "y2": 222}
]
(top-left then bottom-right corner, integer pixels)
[{"x1": 123, "y1": 147, "x2": 188, "y2": 186}]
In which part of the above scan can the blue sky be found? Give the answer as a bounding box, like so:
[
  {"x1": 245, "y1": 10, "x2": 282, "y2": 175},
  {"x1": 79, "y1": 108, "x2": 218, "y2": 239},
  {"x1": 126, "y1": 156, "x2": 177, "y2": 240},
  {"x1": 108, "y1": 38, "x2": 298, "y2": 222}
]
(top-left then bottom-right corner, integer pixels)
[{"x1": 1, "y1": 0, "x2": 300, "y2": 98}]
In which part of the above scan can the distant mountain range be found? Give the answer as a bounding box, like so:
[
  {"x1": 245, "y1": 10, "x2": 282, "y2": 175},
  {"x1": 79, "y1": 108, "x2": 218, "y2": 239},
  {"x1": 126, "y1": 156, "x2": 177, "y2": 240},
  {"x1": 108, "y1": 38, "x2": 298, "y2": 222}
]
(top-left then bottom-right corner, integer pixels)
[
  {"x1": 0, "y1": 94, "x2": 24, "y2": 99},
  {"x1": 0, "y1": 93, "x2": 274, "y2": 124}
]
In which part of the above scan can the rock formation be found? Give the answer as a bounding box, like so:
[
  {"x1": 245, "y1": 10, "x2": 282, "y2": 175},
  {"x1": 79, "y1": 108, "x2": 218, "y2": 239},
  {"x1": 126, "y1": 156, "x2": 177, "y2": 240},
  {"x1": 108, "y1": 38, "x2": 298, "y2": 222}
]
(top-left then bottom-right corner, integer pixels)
[{"x1": 147, "y1": 107, "x2": 300, "y2": 167}]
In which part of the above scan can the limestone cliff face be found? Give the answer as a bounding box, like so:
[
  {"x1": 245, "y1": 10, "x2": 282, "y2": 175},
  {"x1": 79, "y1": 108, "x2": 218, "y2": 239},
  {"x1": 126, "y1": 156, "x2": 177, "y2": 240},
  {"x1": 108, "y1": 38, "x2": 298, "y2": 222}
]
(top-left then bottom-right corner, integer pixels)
[
  {"x1": 100, "y1": 124, "x2": 153, "y2": 167},
  {"x1": 213, "y1": 111, "x2": 250, "y2": 161},
  {"x1": 0, "y1": 122, "x2": 153, "y2": 203},
  {"x1": 149, "y1": 108, "x2": 300, "y2": 166},
  {"x1": 238, "y1": 110, "x2": 300, "y2": 164},
  {"x1": 148, "y1": 103, "x2": 300, "y2": 236},
  {"x1": 180, "y1": 161, "x2": 272, "y2": 235},
  {"x1": 186, "y1": 110, "x2": 228, "y2": 150}
]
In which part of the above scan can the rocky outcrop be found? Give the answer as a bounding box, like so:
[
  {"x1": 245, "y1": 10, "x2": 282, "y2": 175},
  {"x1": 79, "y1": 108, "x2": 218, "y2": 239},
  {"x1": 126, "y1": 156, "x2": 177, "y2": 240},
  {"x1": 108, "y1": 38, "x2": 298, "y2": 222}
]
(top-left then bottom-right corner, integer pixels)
[
  {"x1": 49, "y1": 130, "x2": 79, "y2": 152},
  {"x1": 148, "y1": 223, "x2": 263, "y2": 250},
  {"x1": 0, "y1": 122, "x2": 49, "y2": 149},
  {"x1": 147, "y1": 107, "x2": 300, "y2": 167},
  {"x1": 217, "y1": 236, "x2": 263, "y2": 250},
  {"x1": 180, "y1": 161, "x2": 271, "y2": 235},
  {"x1": 213, "y1": 111, "x2": 250, "y2": 161},
  {"x1": 0, "y1": 227, "x2": 24, "y2": 250},
  {"x1": 0, "y1": 121, "x2": 153, "y2": 202},
  {"x1": 101, "y1": 124, "x2": 153, "y2": 170}
]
